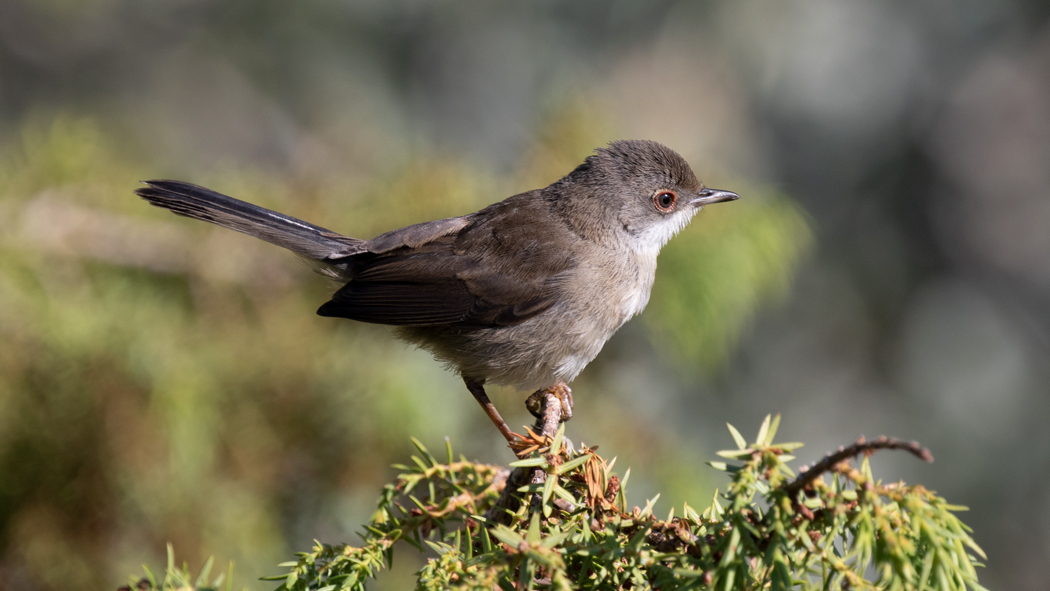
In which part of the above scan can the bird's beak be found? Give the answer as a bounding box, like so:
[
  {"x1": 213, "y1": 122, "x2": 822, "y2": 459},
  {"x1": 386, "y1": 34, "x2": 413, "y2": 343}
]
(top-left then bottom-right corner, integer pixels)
[{"x1": 691, "y1": 188, "x2": 740, "y2": 207}]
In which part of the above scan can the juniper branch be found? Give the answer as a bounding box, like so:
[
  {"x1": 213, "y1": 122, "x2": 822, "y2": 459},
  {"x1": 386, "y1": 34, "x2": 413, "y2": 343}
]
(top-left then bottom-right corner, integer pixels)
[{"x1": 782, "y1": 435, "x2": 933, "y2": 496}]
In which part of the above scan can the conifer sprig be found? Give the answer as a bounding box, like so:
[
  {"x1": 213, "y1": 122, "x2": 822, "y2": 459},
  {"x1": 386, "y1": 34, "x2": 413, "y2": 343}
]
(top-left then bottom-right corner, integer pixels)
[
  {"x1": 262, "y1": 415, "x2": 985, "y2": 590},
  {"x1": 130, "y1": 416, "x2": 985, "y2": 590}
]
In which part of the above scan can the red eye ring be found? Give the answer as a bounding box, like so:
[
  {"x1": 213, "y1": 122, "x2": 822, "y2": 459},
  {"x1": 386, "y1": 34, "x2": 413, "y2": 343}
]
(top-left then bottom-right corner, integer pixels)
[{"x1": 653, "y1": 190, "x2": 677, "y2": 212}]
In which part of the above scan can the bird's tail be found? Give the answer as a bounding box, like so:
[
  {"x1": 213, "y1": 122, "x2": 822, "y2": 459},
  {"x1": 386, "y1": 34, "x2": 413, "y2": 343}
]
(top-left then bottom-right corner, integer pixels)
[{"x1": 136, "y1": 180, "x2": 365, "y2": 262}]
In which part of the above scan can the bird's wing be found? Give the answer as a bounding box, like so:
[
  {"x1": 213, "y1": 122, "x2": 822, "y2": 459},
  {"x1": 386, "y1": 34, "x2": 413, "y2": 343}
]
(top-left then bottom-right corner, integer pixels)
[
  {"x1": 318, "y1": 195, "x2": 576, "y2": 327},
  {"x1": 362, "y1": 216, "x2": 472, "y2": 254},
  {"x1": 317, "y1": 251, "x2": 560, "y2": 327}
]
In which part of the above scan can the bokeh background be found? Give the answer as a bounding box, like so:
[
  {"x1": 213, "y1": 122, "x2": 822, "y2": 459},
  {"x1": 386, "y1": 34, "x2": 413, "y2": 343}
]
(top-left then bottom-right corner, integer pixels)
[{"x1": 1, "y1": 1, "x2": 1048, "y2": 589}]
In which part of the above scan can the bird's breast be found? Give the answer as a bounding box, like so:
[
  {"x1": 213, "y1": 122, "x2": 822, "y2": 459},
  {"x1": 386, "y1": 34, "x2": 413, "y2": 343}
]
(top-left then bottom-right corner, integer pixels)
[{"x1": 545, "y1": 248, "x2": 657, "y2": 378}]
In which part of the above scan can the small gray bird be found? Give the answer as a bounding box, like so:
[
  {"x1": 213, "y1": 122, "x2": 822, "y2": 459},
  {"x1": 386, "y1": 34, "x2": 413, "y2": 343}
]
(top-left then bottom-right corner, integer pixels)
[{"x1": 137, "y1": 140, "x2": 738, "y2": 445}]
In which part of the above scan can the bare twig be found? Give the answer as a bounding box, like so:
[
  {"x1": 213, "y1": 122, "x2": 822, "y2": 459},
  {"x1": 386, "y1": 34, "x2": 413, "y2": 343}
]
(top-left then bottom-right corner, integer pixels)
[
  {"x1": 782, "y1": 435, "x2": 933, "y2": 496},
  {"x1": 641, "y1": 437, "x2": 934, "y2": 559}
]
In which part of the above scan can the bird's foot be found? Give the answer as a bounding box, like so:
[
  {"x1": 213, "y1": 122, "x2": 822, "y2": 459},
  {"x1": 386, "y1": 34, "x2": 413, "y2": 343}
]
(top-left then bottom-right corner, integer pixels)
[
  {"x1": 525, "y1": 382, "x2": 573, "y2": 424},
  {"x1": 552, "y1": 383, "x2": 574, "y2": 421}
]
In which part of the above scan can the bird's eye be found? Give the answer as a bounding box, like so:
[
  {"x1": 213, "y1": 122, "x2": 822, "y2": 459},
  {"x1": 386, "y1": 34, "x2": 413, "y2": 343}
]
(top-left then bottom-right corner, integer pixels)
[{"x1": 653, "y1": 190, "x2": 677, "y2": 212}]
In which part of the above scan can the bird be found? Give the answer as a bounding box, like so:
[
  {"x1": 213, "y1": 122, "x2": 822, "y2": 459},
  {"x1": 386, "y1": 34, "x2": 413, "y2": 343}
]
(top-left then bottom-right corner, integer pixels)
[{"x1": 136, "y1": 140, "x2": 739, "y2": 446}]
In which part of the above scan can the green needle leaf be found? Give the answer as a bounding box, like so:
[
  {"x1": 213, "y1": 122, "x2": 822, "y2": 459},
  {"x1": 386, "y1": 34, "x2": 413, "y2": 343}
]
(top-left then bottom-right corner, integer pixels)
[
  {"x1": 727, "y1": 423, "x2": 748, "y2": 450},
  {"x1": 755, "y1": 414, "x2": 772, "y2": 447}
]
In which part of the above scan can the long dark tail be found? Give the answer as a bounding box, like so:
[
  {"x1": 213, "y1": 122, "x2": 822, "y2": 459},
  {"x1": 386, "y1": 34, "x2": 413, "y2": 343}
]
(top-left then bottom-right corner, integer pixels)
[{"x1": 136, "y1": 180, "x2": 365, "y2": 261}]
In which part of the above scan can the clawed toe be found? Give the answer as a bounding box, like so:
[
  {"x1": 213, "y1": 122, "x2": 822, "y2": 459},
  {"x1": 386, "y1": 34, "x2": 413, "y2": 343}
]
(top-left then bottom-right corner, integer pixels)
[
  {"x1": 525, "y1": 390, "x2": 545, "y2": 419},
  {"x1": 525, "y1": 382, "x2": 573, "y2": 422},
  {"x1": 550, "y1": 383, "x2": 573, "y2": 421}
]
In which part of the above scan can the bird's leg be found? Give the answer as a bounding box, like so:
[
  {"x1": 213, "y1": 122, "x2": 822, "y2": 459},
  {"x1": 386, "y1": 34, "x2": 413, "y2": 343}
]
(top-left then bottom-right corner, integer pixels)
[
  {"x1": 525, "y1": 382, "x2": 573, "y2": 423},
  {"x1": 463, "y1": 377, "x2": 519, "y2": 445},
  {"x1": 485, "y1": 383, "x2": 575, "y2": 523}
]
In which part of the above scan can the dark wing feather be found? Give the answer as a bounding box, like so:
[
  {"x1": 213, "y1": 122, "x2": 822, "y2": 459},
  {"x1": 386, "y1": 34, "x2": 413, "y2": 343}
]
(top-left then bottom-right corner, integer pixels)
[
  {"x1": 319, "y1": 283, "x2": 471, "y2": 325},
  {"x1": 318, "y1": 250, "x2": 475, "y2": 325},
  {"x1": 318, "y1": 192, "x2": 576, "y2": 328},
  {"x1": 317, "y1": 249, "x2": 558, "y2": 327}
]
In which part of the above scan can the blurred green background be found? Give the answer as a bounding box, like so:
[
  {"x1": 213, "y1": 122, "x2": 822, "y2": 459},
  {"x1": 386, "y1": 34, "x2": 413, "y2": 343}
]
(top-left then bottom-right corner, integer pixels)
[{"x1": 1, "y1": 1, "x2": 1048, "y2": 589}]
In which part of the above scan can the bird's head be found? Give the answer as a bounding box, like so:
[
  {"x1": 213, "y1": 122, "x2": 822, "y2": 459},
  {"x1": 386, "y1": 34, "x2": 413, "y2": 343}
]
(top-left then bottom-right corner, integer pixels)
[{"x1": 548, "y1": 140, "x2": 739, "y2": 250}]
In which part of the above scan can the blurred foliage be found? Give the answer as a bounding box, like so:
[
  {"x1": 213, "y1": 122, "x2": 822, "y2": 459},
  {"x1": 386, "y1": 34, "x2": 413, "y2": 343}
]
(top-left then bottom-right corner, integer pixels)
[
  {"x1": 120, "y1": 545, "x2": 239, "y2": 591},
  {"x1": 651, "y1": 189, "x2": 812, "y2": 373},
  {"x1": 136, "y1": 417, "x2": 983, "y2": 590},
  {"x1": 0, "y1": 112, "x2": 808, "y2": 589},
  {"x1": 1, "y1": 1, "x2": 1045, "y2": 588}
]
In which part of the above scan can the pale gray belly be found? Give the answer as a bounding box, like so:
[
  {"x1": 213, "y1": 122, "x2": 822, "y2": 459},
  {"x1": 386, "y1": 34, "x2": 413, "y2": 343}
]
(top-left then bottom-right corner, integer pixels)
[{"x1": 397, "y1": 255, "x2": 655, "y2": 392}]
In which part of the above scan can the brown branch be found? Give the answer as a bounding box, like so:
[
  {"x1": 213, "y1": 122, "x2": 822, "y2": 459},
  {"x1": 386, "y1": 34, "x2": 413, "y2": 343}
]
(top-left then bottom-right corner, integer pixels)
[
  {"x1": 782, "y1": 435, "x2": 933, "y2": 496},
  {"x1": 642, "y1": 436, "x2": 935, "y2": 558}
]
